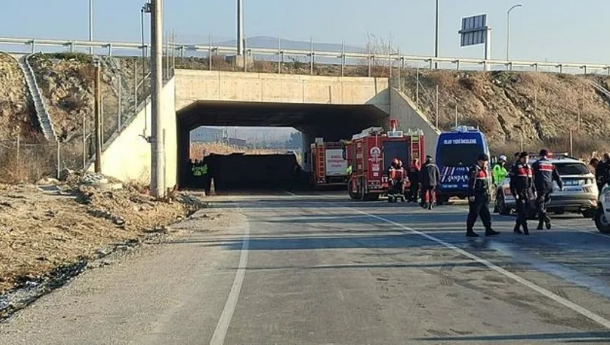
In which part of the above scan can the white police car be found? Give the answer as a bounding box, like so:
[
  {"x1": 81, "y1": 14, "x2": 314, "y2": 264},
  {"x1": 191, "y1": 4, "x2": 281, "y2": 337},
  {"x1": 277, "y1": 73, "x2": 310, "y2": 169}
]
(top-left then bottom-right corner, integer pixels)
[{"x1": 495, "y1": 155, "x2": 598, "y2": 218}]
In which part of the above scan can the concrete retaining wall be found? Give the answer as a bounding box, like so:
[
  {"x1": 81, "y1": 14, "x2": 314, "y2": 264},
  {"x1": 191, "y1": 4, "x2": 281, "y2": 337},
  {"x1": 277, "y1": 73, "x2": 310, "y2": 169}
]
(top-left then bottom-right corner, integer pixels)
[
  {"x1": 99, "y1": 79, "x2": 177, "y2": 187},
  {"x1": 390, "y1": 88, "x2": 441, "y2": 158},
  {"x1": 174, "y1": 70, "x2": 390, "y2": 113}
]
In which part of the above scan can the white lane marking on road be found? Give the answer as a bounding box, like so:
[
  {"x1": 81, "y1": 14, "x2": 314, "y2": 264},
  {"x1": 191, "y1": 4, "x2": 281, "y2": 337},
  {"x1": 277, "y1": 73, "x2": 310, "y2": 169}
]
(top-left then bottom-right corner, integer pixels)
[
  {"x1": 209, "y1": 214, "x2": 251, "y2": 345},
  {"x1": 344, "y1": 206, "x2": 610, "y2": 330}
]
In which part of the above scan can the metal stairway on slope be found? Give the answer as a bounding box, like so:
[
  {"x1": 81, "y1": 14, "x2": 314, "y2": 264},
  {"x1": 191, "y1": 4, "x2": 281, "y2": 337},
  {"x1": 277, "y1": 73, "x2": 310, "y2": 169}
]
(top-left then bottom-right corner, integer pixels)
[{"x1": 16, "y1": 54, "x2": 57, "y2": 141}]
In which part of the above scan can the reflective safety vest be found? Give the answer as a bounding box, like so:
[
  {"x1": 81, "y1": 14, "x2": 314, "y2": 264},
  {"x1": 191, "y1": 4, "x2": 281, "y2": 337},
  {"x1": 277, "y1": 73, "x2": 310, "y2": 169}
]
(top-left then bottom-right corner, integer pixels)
[
  {"x1": 192, "y1": 165, "x2": 202, "y2": 176},
  {"x1": 492, "y1": 163, "x2": 508, "y2": 185},
  {"x1": 346, "y1": 165, "x2": 352, "y2": 175},
  {"x1": 389, "y1": 167, "x2": 405, "y2": 181},
  {"x1": 200, "y1": 164, "x2": 208, "y2": 175}
]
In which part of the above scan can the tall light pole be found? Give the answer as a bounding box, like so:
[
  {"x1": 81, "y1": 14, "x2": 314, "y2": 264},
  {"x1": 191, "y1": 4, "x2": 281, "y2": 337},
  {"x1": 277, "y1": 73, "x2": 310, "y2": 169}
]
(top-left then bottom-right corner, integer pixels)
[
  {"x1": 506, "y1": 4, "x2": 522, "y2": 61},
  {"x1": 237, "y1": 0, "x2": 244, "y2": 56},
  {"x1": 434, "y1": 0, "x2": 439, "y2": 69},
  {"x1": 150, "y1": 0, "x2": 164, "y2": 198},
  {"x1": 89, "y1": 0, "x2": 94, "y2": 55}
]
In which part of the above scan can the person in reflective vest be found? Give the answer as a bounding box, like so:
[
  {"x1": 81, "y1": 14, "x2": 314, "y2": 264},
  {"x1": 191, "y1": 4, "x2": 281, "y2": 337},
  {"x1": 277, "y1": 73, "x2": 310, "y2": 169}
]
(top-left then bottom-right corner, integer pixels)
[
  {"x1": 532, "y1": 149, "x2": 563, "y2": 230},
  {"x1": 492, "y1": 155, "x2": 508, "y2": 212},
  {"x1": 492, "y1": 155, "x2": 508, "y2": 185},
  {"x1": 200, "y1": 157, "x2": 211, "y2": 195},
  {"x1": 192, "y1": 160, "x2": 202, "y2": 177},
  {"x1": 466, "y1": 153, "x2": 500, "y2": 237},
  {"x1": 510, "y1": 152, "x2": 534, "y2": 235}
]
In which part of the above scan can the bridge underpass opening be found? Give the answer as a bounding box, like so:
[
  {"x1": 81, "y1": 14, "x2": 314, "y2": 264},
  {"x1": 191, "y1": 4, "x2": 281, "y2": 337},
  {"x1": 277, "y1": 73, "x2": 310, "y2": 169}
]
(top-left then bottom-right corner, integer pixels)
[{"x1": 177, "y1": 101, "x2": 389, "y2": 191}]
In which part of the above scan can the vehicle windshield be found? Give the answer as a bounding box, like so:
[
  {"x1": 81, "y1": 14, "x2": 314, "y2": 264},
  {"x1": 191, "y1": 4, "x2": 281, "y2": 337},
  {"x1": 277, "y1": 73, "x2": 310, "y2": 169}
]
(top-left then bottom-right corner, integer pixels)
[
  {"x1": 438, "y1": 144, "x2": 483, "y2": 167},
  {"x1": 555, "y1": 162, "x2": 589, "y2": 175}
]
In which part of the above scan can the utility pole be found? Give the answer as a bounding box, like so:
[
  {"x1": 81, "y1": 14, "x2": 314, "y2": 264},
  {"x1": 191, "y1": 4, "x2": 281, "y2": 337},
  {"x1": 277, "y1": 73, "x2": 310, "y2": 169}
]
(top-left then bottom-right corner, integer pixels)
[
  {"x1": 89, "y1": 0, "x2": 94, "y2": 55},
  {"x1": 94, "y1": 59, "x2": 102, "y2": 173},
  {"x1": 237, "y1": 0, "x2": 244, "y2": 57},
  {"x1": 150, "y1": 0, "x2": 165, "y2": 197},
  {"x1": 434, "y1": 0, "x2": 439, "y2": 69}
]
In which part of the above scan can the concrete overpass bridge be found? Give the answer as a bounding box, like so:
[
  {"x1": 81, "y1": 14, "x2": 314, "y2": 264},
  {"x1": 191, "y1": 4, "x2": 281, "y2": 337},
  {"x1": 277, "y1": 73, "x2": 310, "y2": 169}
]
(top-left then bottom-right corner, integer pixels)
[{"x1": 98, "y1": 69, "x2": 439, "y2": 190}]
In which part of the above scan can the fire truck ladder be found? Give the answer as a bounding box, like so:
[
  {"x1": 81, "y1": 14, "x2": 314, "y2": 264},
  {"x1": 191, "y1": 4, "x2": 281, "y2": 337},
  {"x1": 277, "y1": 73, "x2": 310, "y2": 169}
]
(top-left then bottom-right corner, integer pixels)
[
  {"x1": 410, "y1": 134, "x2": 421, "y2": 162},
  {"x1": 316, "y1": 145, "x2": 326, "y2": 182}
]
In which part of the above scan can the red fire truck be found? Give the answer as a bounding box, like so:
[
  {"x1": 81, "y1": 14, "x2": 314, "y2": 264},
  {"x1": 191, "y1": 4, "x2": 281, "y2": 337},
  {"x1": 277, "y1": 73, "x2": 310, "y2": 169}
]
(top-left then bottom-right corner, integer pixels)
[
  {"x1": 310, "y1": 139, "x2": 349, "y2": 189},
  {"x1": 345, "y1": 122, "x2": 425, "y2": 201}
]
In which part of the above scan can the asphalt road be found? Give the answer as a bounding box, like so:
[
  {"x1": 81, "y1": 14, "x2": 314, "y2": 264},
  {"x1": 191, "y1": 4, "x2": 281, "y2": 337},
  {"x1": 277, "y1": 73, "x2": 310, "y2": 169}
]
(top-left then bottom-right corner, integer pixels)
[{"x1": 2, "y1": 192, "x2": 610, "y2": 344}]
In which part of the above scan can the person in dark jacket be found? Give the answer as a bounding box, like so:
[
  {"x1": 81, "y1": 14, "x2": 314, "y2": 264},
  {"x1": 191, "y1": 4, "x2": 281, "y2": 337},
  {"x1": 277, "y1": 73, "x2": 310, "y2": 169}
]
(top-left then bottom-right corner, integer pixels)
[
  {"x1": 510, "y1": 152, "x2": 534, "y2": 235},
  {"x1": 406, "y1": 159, "x2": 420, "y2": 202},
  {"x1": 532, "y1": 149, "x2": 563, "y2": 230},
  {"x1": 420, "y1": 155, "x2": 440, "y2": 210},
  {"x1": 595, "y1": 153, "x2": 610, "y2": 193},
  {"x1": 466, "y1": 153, "x2": 499, "y2": 237}
]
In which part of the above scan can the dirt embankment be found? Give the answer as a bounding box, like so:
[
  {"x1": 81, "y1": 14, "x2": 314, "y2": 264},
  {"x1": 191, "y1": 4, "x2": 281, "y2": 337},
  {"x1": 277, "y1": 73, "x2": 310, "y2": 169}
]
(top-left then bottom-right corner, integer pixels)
[
  {"x1": 28, "y1": 53, "x2": 143, "y2": 144},
  {"x1": 0, "y1": 53, "x2": 38, "y2": 139},
  {"x1": 0, "y1": 174, "x2": 203, "y2": 298},
  {"x1": 400, "y1": 70, "x2": 610, "y2": 155}
]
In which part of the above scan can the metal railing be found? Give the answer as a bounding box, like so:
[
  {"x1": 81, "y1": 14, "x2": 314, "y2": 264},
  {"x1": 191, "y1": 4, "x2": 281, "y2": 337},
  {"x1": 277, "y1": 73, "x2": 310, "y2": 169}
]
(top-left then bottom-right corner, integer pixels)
[
  {"x1": 1, "y1": 36, "x2": 610, "y2": 75},
  {"x1": 13, "y1": 54, "x2": 58, "y2": 141}
]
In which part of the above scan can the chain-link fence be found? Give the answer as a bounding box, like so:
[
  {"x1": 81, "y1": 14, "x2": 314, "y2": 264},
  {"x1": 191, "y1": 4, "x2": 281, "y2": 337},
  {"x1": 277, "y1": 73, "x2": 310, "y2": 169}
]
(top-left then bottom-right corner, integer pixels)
[{"x1": 0, "y1": 139, "x2": 87, "y2": 183}]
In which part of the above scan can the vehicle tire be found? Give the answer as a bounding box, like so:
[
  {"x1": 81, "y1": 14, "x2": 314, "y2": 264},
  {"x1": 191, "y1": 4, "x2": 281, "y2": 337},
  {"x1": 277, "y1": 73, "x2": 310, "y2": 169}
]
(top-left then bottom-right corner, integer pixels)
[
  {"x1": 348, "y1": 178, "x2": 362, "y2": 200},
  {"x1": 582, "y1": 208, "x2": 596, "y2": 219},
  {"x1": 594, "y1": 207, "x2": 610, "y2": 234}
]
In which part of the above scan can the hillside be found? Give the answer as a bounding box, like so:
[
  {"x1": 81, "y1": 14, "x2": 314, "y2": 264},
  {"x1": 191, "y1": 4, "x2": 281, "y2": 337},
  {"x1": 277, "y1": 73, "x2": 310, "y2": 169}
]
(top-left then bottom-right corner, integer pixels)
[
  {"x1": 28, "y1": 53, "x2": 142, "y2": 144},
  {"x1": 2, "y1": 52, "x2": 610, "y2": 169},
  {"x1": 400, "y1": 70, "x2": 610, "y2": 156},
  {"x1": 0, "y1": 53, "x2": 38, "y2": 139}
]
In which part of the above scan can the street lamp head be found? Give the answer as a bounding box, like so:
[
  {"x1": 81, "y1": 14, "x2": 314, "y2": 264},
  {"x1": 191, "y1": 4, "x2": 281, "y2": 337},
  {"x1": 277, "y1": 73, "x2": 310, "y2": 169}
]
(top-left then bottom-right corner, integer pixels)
[{"x1": 508, "y1": 4, "x2": 523, "y2": 13}]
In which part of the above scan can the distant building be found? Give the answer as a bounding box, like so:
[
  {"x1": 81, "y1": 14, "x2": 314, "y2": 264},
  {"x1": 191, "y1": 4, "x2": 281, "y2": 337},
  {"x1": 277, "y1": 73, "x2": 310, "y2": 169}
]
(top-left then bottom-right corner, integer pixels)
[
  {"x1": 190, "y1": 127, "x2": 247, "y2": 147},
  {"x1": 190, "y1": 127, "x2": 223, "y2": 142}
]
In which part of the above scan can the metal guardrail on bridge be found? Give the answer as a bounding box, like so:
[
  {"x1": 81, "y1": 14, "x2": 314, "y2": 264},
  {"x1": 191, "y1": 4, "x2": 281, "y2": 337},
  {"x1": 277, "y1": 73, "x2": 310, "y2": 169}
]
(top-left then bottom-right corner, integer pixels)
[{"x1": 1, "y1": 36, "x2": 610, "y2": 75}]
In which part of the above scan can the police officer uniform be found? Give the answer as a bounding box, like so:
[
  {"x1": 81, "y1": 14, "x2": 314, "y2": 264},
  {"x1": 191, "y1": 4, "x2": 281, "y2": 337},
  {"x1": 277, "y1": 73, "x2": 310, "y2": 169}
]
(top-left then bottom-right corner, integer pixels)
[
  {"x1": 466, "y1": 153, "x2": 500, "y2": 237},
  {"x1": 532, "y1": 149, "x2": 563, "y2": 230},
  {"x1": 510, "y1": 152, "x2": 534, "y2": 235}
]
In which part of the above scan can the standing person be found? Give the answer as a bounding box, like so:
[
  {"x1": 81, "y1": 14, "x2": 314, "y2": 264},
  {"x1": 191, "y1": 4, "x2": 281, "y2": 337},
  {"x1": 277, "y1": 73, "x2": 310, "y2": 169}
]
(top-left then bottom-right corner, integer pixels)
[
  {"x1": 510, "y1": 152, "x2": 534, "y2": 235},
  {"x1": 192, "y1": 159, "x2": 203, "y2": 189},
  {"x1": 407, "y1": 159, "x2": 420, "y2": 202},
  {"x1": 201, "y1": 156, "x2": 211, "y2": 195},
  {"x1": 420, "y1": 155, "x2": 440, "y2": 210},
  {"x1": 532, "y1": 149, "x2": 563, "y2": 230},
  {"x1": 466, "y1": 153, "x2": 500, "y2": 237},
  {"x1": 492, "y1": 155, "x2": 508, "y2": 185},
  {"x1": 492, "y1": 155, "x2": 508, "y2": 212},
  {"x1": 595, "y1": 153, "x2": 610, "y2": 193},
  {"x1": 387, "y1": 158, "x2": 406, "y2": 202},
  {"x1": 589, "y1": 158, "x2": 599, "y2": 175}
]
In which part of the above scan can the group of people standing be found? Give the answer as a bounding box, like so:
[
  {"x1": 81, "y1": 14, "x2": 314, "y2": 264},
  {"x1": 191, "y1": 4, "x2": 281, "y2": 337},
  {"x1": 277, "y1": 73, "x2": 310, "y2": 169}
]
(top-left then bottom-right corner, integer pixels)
[
  {"x1": 387, "y1": 155, "x2": 441, "y2": 209},
  {"x1": 466, "y1": 149, "x2": 563, "y2": 237},
  {"x1": 188, "y1": 158, "x2": 212, "y2": 195}
]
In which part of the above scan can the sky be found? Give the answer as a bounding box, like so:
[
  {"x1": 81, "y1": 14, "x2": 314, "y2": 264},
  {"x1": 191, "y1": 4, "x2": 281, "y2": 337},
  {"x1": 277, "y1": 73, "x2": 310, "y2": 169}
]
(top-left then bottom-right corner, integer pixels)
[{"x1": 1, "y1": 0, "x2": 610, "y2": 65}]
